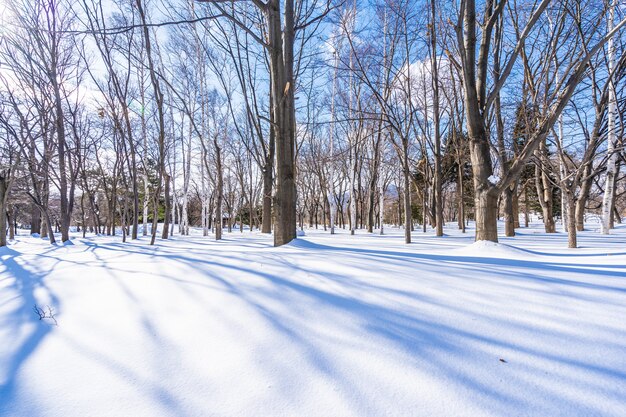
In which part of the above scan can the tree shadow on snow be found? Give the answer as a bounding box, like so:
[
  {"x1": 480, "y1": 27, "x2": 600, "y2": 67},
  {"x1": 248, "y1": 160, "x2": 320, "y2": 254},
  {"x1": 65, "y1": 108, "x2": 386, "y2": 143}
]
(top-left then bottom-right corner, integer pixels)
[
  {"x1": 3, "y1": 235, "x2": 625, "y2": 416},
  {"x1": 74, "y1": 236, "x2": 626, "y2": 416},
  {"x1": 0, "y1": 247, "x2": 60, "y2": 411}
]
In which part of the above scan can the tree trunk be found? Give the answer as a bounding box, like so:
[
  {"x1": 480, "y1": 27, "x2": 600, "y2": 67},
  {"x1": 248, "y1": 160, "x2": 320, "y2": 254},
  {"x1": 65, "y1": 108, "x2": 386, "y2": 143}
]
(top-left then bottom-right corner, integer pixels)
[
  {"x1": 567, "y1": 192, "x2": 577, "y2": 248},
  {"x1": 215, "y1": 138, "x2": 223, "y2": 241},
  {"x1": 261, "y1": 164, "x2": 273, "y2": 233},
  {"x1": 402, "y1": 156, "x2": 412, "y2": 244},
  {"x1": 534, "y1": 149, "x2": 556, "y2": 233},
  {"x1": 268, "y1": 0, "x2": 296, "y2": 246},
  {"x1": 137, "y1": 0, "x2": 166, "y2": 246},
  {"x1": 512, "y1": 186, "x2": 520, "y2": 229},
  {"x1": 576, "y1": 171, "x2": 592, "y2": 231},
  {"x1": 379, "y1": 174, "x2": 385, "y2": 235},
  {"x1": 601, "y1": 2, "x2": 617, "y2": 234},
  {"x1": 523, "y1": 185, "x2": 530, "y2": 227},
  {"x1": 430, "y1": 0, "x2": 443, "y2": 237},
  {"x1": 41, "y1": 214, "x2": 48, "y2": 239},
  {"x1": 0, "y1": 174, "x2": 8, "y2": 247},
  {"x1": 7, "y1": 206, "x2": 15, "y2": 241},
  {"x1": 38, "y1": 201, "x2": 56, "y2": 244},
  {"x1": 31, "y1": 202, "x2": 41, "y2": 235},
  {"x1": 349, "y1": 151, "x2": 357, "y2": 235},
  {"x1": 474, "y1": 189, "x2": 499, "y2": 242},
  {"x1": 468, "y1": 121, "x2": 500, "y2": 242},
  {"x1": 162, "y1": 172, "x2": 170, "y2": 239},
  {"x1": 53, "y1": 77, "x2": 70, "y2": 243},
  {"x1": 367, "y1": 166, "x2": 378, "y2": 233},
  {"x1": 80, "y1": 192, "x2": 87, "y2": 238},
  {"x1": 610, "y1": 161, "x2": 620, "y2": 228},
  {"x1": 503, "y1": 186, "x2": 515, "y2": 237}
]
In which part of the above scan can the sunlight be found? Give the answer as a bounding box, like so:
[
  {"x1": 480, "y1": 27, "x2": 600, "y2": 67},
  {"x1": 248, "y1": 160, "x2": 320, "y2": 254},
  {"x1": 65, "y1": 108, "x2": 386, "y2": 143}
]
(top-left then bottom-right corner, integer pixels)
[{"x1": 0, "y1": 0, "x2": 625, "y2": 415}]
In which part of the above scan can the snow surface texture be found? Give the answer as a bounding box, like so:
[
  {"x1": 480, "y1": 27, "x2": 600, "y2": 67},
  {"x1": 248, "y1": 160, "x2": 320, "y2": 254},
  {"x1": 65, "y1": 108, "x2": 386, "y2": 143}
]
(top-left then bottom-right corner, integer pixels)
[{"x1": 1, "y1": 223, "x2": 626, "y2": 417}]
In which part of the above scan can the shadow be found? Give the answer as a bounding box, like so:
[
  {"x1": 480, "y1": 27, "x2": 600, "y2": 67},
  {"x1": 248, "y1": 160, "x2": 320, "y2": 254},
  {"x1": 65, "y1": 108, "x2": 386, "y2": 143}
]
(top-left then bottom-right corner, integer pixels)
[
  {"x1": 71, "y1": 235, "x2": 626, "y2": 414},
  {"x1": 0, "y1": 247, "x2": 59, "y2": 409},
  {"x1": 165, "y1": 242, "x2": 626, "y2": 414},
  {"x1": 2, "y1": 233, "x2": 626, "y2": 416},
  {"x1": 284, "y1": 239, "x2": 626, "y2": 293}
]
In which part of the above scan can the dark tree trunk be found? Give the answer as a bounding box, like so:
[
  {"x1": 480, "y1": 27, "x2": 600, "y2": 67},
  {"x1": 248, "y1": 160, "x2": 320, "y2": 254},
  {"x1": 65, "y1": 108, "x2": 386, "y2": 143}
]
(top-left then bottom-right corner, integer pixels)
[
  {"x1": 609, "y1": 162, "x2": 619, "y2": 228},
  {"x1": 162, "y1": 172, "x2": 170, "y2": 239},
  {"x1": 31, "y1": 202, "x2": 41, "y2": 235},
  {"x1": 576, "y1": 170, "x2": 592, "y2": 231},
  {"x1": 137, "y1": 0, "x2": 166, "y2": 246},
  {"x1": 81, "y1": 192, "x2": 87, "y2": 238},
  {"x1": 53, "y1": 78, "x2": 71, "y2": 243},
  {"x1": 261, "y1": 166, "x2": 273, "y2": 233},
  {"x1": 467, "y1": 118, "x2": 500, "y2": 242},
  {"x1": 534, "y1": 145, "x2": 556, "y2": 233},
  {"x1": 8, "y1": 206, "x2": 15, "y2": 241},
  {"x1": 261, "y1": 92, "x2": 275, "y2": 235},
  {"x1": 266, "y1": 0, "x2": 297, "y2": 246},
  {"x1": 429, "y1": 0, "x2": 443, "y2": 237},
  {"x1": 503, "y1": 186, "x2": 515, "y2": 237},
  {"x1": 567, "y1": 192, "x2": 577, "y2": 248},
  {"x1": 0, "y1": 173, "x2": 8, "y2": 247},
  {"x1": 512, "y1": 184, "x2": 520, "y2": 228},
  {"x1": 523, "y1": 185, "x2": 530, "y2": 228},
  {"x1": 402, "y1": 155, "x2": 412, "y2": 244},
  {"x1": 474, "y1": 189, "x2": 499, "y2": 242}
]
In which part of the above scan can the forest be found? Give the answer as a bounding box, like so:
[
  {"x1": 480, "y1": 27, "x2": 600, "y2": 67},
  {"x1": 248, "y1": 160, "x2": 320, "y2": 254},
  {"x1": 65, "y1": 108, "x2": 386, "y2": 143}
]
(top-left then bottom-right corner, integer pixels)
[
  {"x1": 2, "y1": 2, "x2": 626, "y2": 416},
  {"x1": 0, "y1": 0, "x2": 623, "y2": 249}
]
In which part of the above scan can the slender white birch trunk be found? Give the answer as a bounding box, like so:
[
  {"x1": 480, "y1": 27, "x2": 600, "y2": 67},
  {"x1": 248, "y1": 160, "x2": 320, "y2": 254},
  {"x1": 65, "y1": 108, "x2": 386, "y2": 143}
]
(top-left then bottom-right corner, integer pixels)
[
  {"x1": 201, "y1": 147, "x2": 208, "y2": 236},
  {"x1": 170, "y1": 104, "x2": 177, "y2": 237},
  {"x1": 141, "y1": 85, "x2": 149, "y2": 236},
  {"x1": 182, "y1": 116, "x2": 191, "y2": 235},
  {"x1": 328, "y1": 46, "x2": 338, "y2": 235},
  {"x1": 601, "y1": 0, "x2": 617, "y2": 235},
  {"x1": 379, "y1": 143, "x2": 385, "y2": 235},
  {"x1": 347, "y1": 2, "x2": 357, "y2": 236}
]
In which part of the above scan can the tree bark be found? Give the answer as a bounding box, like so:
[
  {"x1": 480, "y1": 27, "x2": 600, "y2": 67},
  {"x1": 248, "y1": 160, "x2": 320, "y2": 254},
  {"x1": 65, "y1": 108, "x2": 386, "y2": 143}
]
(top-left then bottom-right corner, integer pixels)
[
  {"x1": 261, "y1": 165, "x2": 273, "y2": 233},
  {"x1": 430, "y1": 0, "x2": 443, "y2": 237},
  {"x1": 268, "y1": 0, "x2": 297, "y2": 246},
  {"x1": 534, "y1": 147, "x2": 556, "y2": 233},
  {"x1": 457, "y1": 166, "x2": 465, "y2": 233},
  {"x1": 474, "y1": 189, "x2": 499, "y2": 242},
  {"x1": 0, "y1": 172, "x2": 8, "y2": 247},
  {"x1": 162, "y1": 172, "x2": 170, "y2": 239},
  {"x1": 30, "y1": 202, "x2": 41, "y2": 235},
  {"x1": 402, "y1": 154, "x2": 412, "y2": 244},
  {"x1": 503, "y1": 186, "x2": 515, "y2": 237},
  {"x1": 512, "y1": 184, "x2": 520, "y2": 228},
  {"x1": 215, "y1": 137, "x2": 223, "y2": 241},
  {"x1": 567, "y1": 192, "x2": 577, "y2": 248},
  {"x1": 137, "y1": 0, "x2": 166, "y2": 246},
  {"x1": 576, "y1": 170, "x2": 592, "y2": 231},
  {"x1": 601, "y1": 1, "x2": 617, "y2": 234}
]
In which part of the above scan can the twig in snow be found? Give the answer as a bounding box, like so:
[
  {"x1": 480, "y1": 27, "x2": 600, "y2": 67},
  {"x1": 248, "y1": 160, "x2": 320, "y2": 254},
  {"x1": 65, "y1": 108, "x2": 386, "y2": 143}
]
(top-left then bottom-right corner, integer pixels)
[{"x1": 34, "y1": 305, "x2": 58, "y2": 326}]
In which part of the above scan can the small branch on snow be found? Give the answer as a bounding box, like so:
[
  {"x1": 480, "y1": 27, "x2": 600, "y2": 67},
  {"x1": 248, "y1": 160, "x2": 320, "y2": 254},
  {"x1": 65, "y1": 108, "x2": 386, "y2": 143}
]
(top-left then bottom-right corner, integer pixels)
[{"x1": 34, "y1": 305, "x2": 58, "y2": 326}]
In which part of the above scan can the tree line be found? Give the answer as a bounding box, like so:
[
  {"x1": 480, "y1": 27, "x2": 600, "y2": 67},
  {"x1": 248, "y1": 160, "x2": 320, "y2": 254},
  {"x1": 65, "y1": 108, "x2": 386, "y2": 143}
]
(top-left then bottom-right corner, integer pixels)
[{"x1": 0, "y1": 0, "x2": 624, "y2": 249}]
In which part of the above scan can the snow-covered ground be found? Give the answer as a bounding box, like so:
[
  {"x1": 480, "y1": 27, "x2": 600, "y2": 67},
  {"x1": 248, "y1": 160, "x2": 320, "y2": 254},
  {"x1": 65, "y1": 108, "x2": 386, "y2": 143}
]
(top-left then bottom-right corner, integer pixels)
[{"x1": 1, "y1": 222, "x2": 625, "y2": 417}]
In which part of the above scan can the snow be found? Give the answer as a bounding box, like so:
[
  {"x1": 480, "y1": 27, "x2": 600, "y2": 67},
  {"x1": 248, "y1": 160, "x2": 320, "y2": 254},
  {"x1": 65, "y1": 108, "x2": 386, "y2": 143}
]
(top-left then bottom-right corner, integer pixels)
[
  {"x1": 1, "y1": 223, "x2": 626, "y2": 417},
  {"x1": 456, "y1": 240, "x2": 532, "y2": 258},
  {"x1": 488, "y1": 175, "x2": 500, "y2": 185}
]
